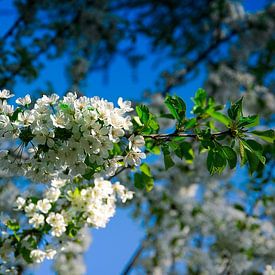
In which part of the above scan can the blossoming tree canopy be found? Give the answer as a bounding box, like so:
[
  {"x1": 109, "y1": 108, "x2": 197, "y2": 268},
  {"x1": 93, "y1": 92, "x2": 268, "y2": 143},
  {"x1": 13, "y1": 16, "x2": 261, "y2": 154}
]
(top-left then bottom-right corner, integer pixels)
[{"x1": 0, "y1": 88, "x2": 274, "y2": 265}]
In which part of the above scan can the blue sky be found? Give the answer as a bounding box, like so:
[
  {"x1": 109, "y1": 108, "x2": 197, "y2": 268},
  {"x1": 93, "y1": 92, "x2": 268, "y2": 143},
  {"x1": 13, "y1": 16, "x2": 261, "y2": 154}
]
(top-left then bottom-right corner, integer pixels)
[{"x1": 1, "y1": 0, "x2": 267, "y2": 274}]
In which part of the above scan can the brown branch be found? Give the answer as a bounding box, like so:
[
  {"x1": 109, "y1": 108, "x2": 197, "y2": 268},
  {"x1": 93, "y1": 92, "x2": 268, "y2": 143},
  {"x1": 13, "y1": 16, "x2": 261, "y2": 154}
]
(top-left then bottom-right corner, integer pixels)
[
  {"x1": 1, "y1": 16, "x2": 23, "y2": 41},
  {"x1": 1, "y1": 10, "x2": 82, "y2": 87},
  {"x1": 107, "y1": 166, "x2": 132, "y2": 180},
  {"x1": 143, "y1": 129, "x2": 231, "y2": 141},
  {"x1": 121, "y1": 238, "x2": 146, "y2": 275},
  {"x1": 161, "y1": 29, "x2": 242, "y2": 96}
]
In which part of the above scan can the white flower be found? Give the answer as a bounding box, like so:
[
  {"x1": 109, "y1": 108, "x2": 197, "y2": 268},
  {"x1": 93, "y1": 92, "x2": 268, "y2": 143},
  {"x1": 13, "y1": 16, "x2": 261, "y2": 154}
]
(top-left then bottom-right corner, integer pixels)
[
  {"x1": 50, "y1": 113, "x2": 68, "y2": 128},
  {"x1": 29, "y1": 213, "x2": 45, "y2": 228},
  {"x1": 45, "y1": 187, "x2": 61, "y2": 202},
  {"x1": 51, "y1": 225, "x2": 67, "y2": 237},
  {"x1": 124, "y1": 151, "x2": 146, "y2": 167},
  {"x1": 30, "y1": 249, "x2": 46, "y2": 263},
  {"x1": 0, "y1": 115, "x2": 11, "y2": 128},
  {"x1": 17, "y1": 111, "x2": 35, "y2": 126},
  {"x1": 0, "y1": 100, "x2": 14, "y2": 114},
  {"x1": 113, "y1": 183, "x2": 134, "y2": 203},
  {"x1": 45, "y1": 249, "x2": 57, "y2": 260},
  {"x1": 16, "y1": 94, "x2": 31, "y2": 106},
  {"x1": 24, "y1": 203, "x2": 36, "y2": 216},
  {"x1": 46, "y1": 212, "x2": 66, "y2": 237},
  {"x1": 37, "y1": 94, "x2": 59, "y2": 105},
  {"x1": 37, "y1": 199, "x2": 51, "y2": 214},
  {"x1": 0, "y1": 89, "x2": 14, "y2": 99},
  {"x1": 15, "y1": 197, "x2": 26, "y2": 210},
  {"x1": 51, "y1": 179, "x2": 66, "y2": 188},
  {"x1": 118, "y1": 97, "x2": 133, "y2": 112},
  {"x1": 264, "y1": 265, "x2": 275, "y2": 275},
  {"x1": 129, "y1": 135, "x2": 145, "y2": 151}
]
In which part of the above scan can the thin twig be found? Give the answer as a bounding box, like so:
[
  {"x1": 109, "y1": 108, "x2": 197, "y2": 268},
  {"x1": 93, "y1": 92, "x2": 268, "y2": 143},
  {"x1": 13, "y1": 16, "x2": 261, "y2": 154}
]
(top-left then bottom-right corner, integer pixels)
[
  {"x1": 121, "y1": 239, "x2": 146, "y2": 275},
  {"x1": 107, "y1": 166, "x2": 131, "y2": 180},
  {"x1": 1, "y1": 16, "x2": 23, "y2": 40},
  {"x1": 143, "y1": 129, "x2": 231, "y2": 141},
  {"x1": 161, "y1": 27, "x2": 248, "y2": 96},
  {"x1": 1, "y1": 10, "x2": 82, "y2": 87}
]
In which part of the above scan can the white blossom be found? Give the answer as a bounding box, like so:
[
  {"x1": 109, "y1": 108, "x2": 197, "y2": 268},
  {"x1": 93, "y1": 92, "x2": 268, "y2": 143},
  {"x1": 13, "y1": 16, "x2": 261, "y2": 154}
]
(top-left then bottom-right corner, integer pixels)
[
  {"x1": 30, "y1": 249, "x2": 46, "y2": 263},
  {"x1": 16, "y1": 94, "x2": 31, "y2": 106},
  {"x1": 15, "y1": 197, "x2": 26, "y2": 210},
  {"x1": 0, "y1": 89, "x2": 14, "y2": 99},
  {"x1": 29, "y1": 213, "x2": 45, "y2": 228},
  {"x1": 37, "y1": 199, "x2": 51, "y2": 214}
]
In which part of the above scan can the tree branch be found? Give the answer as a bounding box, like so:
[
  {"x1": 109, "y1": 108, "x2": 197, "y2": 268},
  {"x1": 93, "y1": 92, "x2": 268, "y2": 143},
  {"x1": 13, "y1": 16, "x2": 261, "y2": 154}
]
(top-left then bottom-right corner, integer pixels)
[
  {"x1": 1, "y1": 16, "x2": 23, "y2": 41},
  {"x1": 107, "y1": 166, "x2": 132, "y2": 180},
  {"x1": 161, "y1": 27, "x2": 249, "y2": 96},
  {"x1": 1, "y1": 10, "x2": 82, "y2": 87},
  {"x1": 121, "y1": 238, "x2": 146, "y2": 275},
  {"x1": 143, "y1": 129, "x2": 231, "y2": 141}
]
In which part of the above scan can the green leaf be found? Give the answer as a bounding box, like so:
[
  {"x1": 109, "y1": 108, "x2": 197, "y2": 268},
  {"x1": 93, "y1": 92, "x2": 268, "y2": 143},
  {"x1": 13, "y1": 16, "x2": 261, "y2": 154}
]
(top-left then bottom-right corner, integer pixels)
[
  {"x1": 145, "y1": 140, "x2": 161, "y2": 155},
  {"x1": 136, "y1": 105, "x2": 149, "y2": 124},
  {"x1": 240, "y1": 139, "x2": 266, "y2": 173},
  {"x1": 170, "y1": 140, "x2": 194, "y2": 163},
  {"x1": 159, "y1": 113, "x2": 175, "y2": 119},
  {"x1": 228, "y1": 97, "x2": 243, "y2": 121},
  {"x1": 140, "y1": 163, "x2": 152, "y2": 177},
  {"x1": 251, "y1": 129, "x2": 275, "y2": 143},
  {"x1": 234, "y1": 204, "x2": 245, "y2": 212},
  {"x1": 20, "y1": 247, "x2": 32, "y2": 263},
  {"x1": 164, "y1": 95, "x2": 186, "y2": 125},
  {"x1": 145, "y1": 177, "x2": 154, "y2": 192},
  {"x1": 66, "y1": 222, "x2": 79, "y2": 238},
  {"x1": 241, "y1": 139, "x2": 265, "y2": 164},
  {"x1": 11, "y1": 107, "x2": 23, "y2": 121},
  {"x1": 221, "y1": 146, "x2": 237, "y2": 169},
  {"x1": 134, "y1": 170, "x2": 154, "y2": 192},
  {"x1": 192, "y1": 88, "x2": 207, "y2": 107},
  {"x1": 135, "y1": 105, "x2": 159, "y2": 134},
  {"x1": 207, "y1": 149, "x2": 227, "y2": 175},
  {"x1": 148, "y1": 117, "x2": 159, "y2": 131},
  {"x1": 206, "y1": 109, "x2": 231, "y2": 127},
  {"x1": 7, "y1": 220, "x2": 20, "y2": 232},
  {"x1": 183, "y1": 118, "x2": 197, "y2": 130},
  {"x1": 238, "y1": 115, "x2": 259, "y2": 128},
  {"x1": 59, "y1": 102, "x2": 70, "y2": 111},
  {"x1": 246, "y1": 149, "x2": 261, "y2": 174},
  {"x1": 162, "y1": 145, "x2": 175, "y2": 170},
  {"x1": 239, "y1": 140, "x2": 247, "y2": 166}
]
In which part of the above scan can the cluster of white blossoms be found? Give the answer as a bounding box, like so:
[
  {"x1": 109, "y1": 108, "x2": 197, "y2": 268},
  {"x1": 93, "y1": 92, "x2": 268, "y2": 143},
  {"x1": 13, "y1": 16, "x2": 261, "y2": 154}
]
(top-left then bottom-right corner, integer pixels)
[
  {"x1": 0, "y1": 89, "x2": 145, "y2": 182},
  {"x1": 0, "y1": 89, "x2": 143, "y2": 265},
  {"x1": 14, "y1": 177, "x2": 134, "y2": 263}
]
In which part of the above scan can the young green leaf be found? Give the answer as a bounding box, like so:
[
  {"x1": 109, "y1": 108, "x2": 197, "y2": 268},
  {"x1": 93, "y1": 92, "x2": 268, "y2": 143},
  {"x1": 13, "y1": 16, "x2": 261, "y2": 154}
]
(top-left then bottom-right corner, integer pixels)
[
  {"x1": 206, "y1": 109, "x2": 231, "y2": 127},
  {"x1": 221, "y1": 146, "x2": 237, "y2": 169},
  {"x1": 240, "y1": 139, "x2": 266, "y2": 173},
  {"x1": 7, "y1": 220, "x2": 20, "y2": 232},
  {"x1": 140, "y1": 163, "x2": 152, "y2": 177},
  {"x1": 134, "y1": 168, "x2": 154, "y2": 192},
  {"x1": 169, "y1": 140, "x2": 194, "y2": 163},
  {"x1": 238, "y1": 115, "x2": 259, "y2": 128},
  {"x1": 228, "y1": 97, "x2": 243, "y2": 121},
  {"x1": 192, "y1": 88, "x2": 207, "y2": 107},
  {"x1": 164, "y1": 95, "x2": 186, "y2": 125},
  {"x1": 136, "y1": 105, "x2": 149, "y2": 124},
  {"x1": 207, "y1": 149, "x2": 227, "y2": 175},
  {"x1": 239, "y1": 140, "x2": 247, "y2": 166},
  {"x1": 250, "y1": 129, "x2": 275, "y2": 143},
  {"x1": 162, "y1": 145, "x2": 175, "y2": 170}
]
